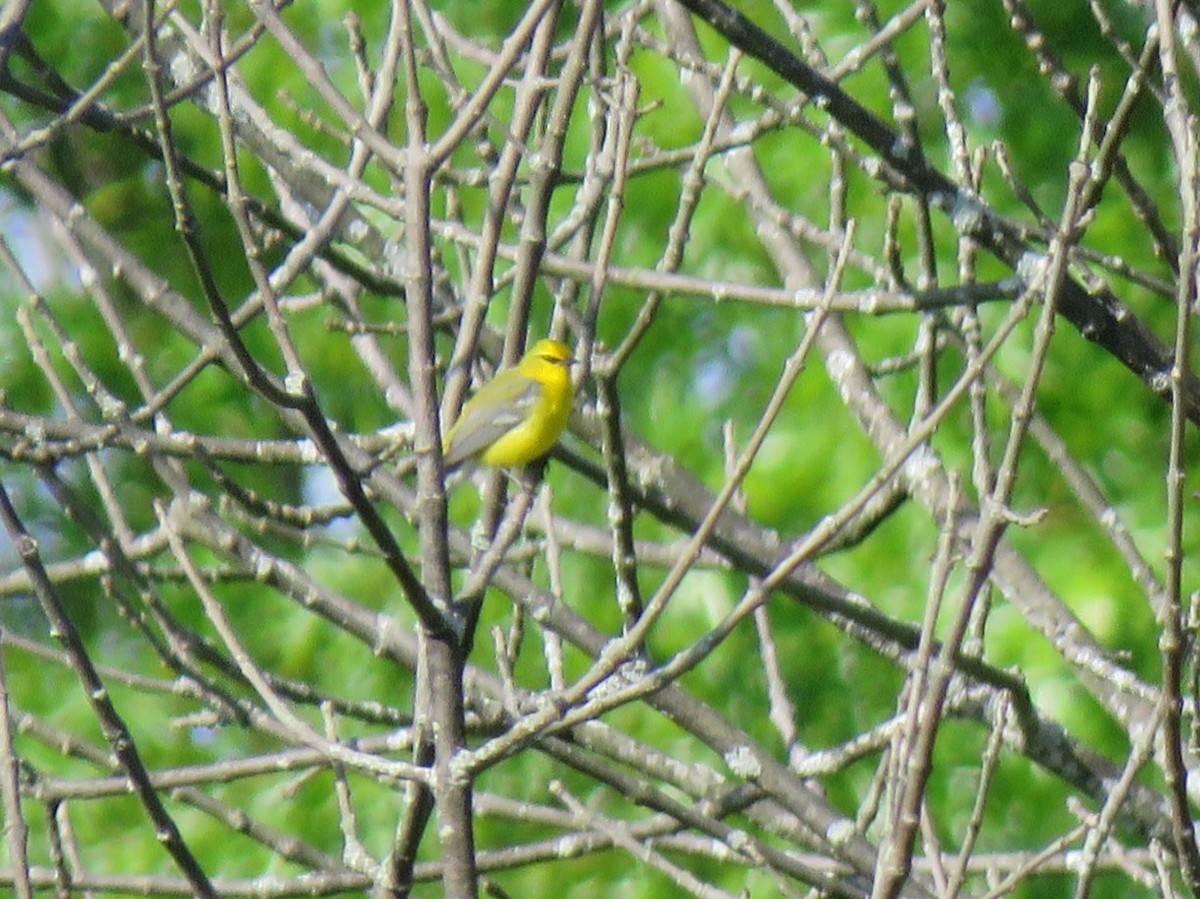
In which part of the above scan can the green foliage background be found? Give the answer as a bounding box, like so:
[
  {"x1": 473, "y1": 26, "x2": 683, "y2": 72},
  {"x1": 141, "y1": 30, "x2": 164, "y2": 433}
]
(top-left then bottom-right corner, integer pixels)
[{"x1": 0, "y1": 1, "x2": 1194, "y2": 897}]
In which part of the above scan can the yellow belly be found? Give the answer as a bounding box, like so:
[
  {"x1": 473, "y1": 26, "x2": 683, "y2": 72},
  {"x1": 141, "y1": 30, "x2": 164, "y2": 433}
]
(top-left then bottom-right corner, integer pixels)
[{"x1": 480, "y1": 390, "x2": 571, "y2": 467}]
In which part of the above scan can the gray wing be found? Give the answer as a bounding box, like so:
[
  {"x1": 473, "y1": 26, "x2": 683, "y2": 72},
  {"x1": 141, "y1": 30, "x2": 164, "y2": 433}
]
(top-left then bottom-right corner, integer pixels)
[{"x1": 443, "y1": 376, "x2": 541, "y2": 467}]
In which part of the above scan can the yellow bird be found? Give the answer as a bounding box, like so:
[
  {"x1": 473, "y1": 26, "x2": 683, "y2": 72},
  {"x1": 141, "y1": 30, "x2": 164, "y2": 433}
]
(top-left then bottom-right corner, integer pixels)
[{"x1": 442, "y1": 339, "x2": 574, "y2": 469}]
